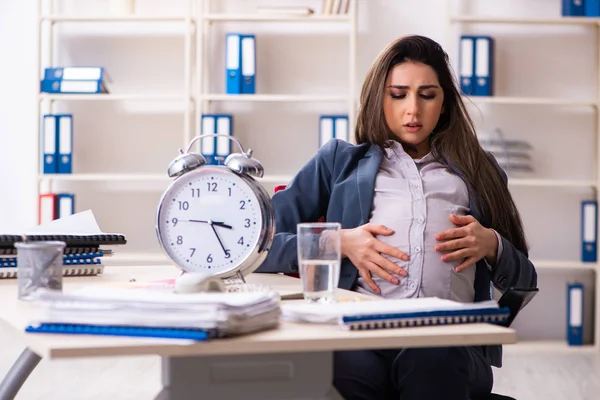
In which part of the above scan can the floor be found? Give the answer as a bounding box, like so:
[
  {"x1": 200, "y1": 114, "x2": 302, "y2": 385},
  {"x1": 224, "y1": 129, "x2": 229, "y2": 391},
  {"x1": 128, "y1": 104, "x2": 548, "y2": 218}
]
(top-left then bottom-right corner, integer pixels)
[{"x1": 1, "y1": 327, "x2": 599, "y2": 400}]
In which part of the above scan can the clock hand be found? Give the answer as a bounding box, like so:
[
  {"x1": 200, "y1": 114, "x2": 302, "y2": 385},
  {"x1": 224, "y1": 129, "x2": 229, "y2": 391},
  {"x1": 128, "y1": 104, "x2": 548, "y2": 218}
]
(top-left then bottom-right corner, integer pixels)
[
  {"x1": 210, "y1": 223, "x2": 229, "y2": 256},
  {"x1": 212, "y1": 221, "x2": 233, "y2": 230},
  {"x1": 185, "y1": 219, "x2": 233, "y2": 229}
]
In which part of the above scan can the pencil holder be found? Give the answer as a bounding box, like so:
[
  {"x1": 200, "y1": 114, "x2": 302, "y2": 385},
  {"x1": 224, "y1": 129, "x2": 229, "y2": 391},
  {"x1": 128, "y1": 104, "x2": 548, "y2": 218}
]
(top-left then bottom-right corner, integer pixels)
[{"x1": 15, "y1": 241, "x2": 65, "y2": 300}]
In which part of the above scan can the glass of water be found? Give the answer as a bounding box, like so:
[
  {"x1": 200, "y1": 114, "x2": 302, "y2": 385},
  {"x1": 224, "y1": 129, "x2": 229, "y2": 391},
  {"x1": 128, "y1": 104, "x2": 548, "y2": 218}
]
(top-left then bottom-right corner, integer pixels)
[{"x1": 297, "y1": 222, "x2": 341, "y2": 303}]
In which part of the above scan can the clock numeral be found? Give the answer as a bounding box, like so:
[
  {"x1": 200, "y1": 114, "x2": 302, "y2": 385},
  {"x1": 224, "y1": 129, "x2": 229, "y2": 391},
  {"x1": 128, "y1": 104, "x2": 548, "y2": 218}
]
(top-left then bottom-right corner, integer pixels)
[
  {"x1": 239, "y1": 200, "x2": 246, "y2": 210},
  {"x1": 190, "y1": 248, "x2": 196, "y2": 257},
  {"x1": 207, "y1": 182, "x2": 217, "y2": 192},
  {"x1": 207, "y1": 254, "x2": 213, "y2": 263},
  {"x1": 244, "y1": 218, "x2": 251, "y2": 228},
  {"x1": 225, "y1": 250, "x2": 231, "y2": 259},
  {"x1": 191, "y1": 188, "x2": 200, "y2": 198},
  {"x1": 171, "y1": 217, "x2": 178, "y2": 226},
  {"x1": 228, "y1": 187, "x2": 232, "y2": 197},
  {"x1": 178, "y1": 201, "x2": 189, "y2": 211},
  {"x1": 177, "y1": 236, "x2": 183, "y2": 245},
  {"x1": 238, "y1": 237, "x2": 244, "y2": 246}
]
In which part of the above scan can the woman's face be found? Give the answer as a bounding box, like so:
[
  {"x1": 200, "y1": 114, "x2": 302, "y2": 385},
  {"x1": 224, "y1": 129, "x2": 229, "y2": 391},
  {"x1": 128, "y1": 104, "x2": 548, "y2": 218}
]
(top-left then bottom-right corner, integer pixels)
[{"x1": 383, "y1": 61, "x2": 445, "y2": 158}]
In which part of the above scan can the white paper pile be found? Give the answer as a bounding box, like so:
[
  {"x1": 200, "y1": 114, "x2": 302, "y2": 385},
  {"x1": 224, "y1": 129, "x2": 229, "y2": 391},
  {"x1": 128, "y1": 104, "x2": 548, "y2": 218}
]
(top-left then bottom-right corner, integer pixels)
[{"x1": 28, "y1": 286, "x2": 281, "y2": 338}]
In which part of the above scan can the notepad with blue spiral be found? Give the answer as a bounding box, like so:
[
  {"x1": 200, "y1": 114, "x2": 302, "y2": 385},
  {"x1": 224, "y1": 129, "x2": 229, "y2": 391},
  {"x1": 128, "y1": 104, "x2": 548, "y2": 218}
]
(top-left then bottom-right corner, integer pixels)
[
  {"x1": 281, "y1": 297, "x2": 511, "y2": 330},
  {"x1": 341, "y1": 306, "x2": 511, "y2": 331}
]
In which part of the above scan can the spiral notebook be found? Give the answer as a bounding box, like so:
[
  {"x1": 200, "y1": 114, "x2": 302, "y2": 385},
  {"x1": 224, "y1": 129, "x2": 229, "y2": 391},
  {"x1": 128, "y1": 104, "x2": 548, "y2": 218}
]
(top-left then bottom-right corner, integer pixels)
[
  {"x1": 281, "y1": 297, "x2": 511, "y2": 330},
  {"x1": 0, "y1": 234, "x2": 126, "y2": 248},
  {"x1": 342, "y1": 306, "x2": 510, "y2": 331}
]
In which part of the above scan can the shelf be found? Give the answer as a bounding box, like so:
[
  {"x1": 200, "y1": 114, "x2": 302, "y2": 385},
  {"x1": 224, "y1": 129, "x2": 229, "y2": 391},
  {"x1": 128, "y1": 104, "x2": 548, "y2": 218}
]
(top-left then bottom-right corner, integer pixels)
[
  {"x1": 464, "y1": 96, "x2": 597, "y2": 107},
  {"x1": 508, "y1": 178, "x2": 598, "y2": 188},
  {"x1": 503, "y1": 340, "x2": 598, "y2": 354},
  {"x1": 202, "y1": 94, "x2": 350, "y2": 102},
  {"x1": 532, "y1": 260, "x2": 596, "y2": 270},
  {"x1": 38, "y1": 173, "x2": 293, "y2": 184},
  {"x1": 204, "y1": 14, "x2": 350, "y2": 23},
  {"x1": 38, "y1": 173, "x2": 169, "y2": 182},
  {"x1": 39, "y1": 15, "x2": 190, "y2": 23},
  {"x1": 39, "y1": 94, "x2": 191, "y2": 102},
  {"x1": 451, "y1": 15, "x2": 600, "y2": 26}
]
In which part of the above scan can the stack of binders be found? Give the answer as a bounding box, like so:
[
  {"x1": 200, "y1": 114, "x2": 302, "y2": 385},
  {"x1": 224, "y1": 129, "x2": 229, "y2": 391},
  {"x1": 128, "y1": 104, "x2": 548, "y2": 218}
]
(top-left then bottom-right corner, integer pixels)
[
  {"x1": 319, "y1": 115, "x2": 349, "y2": 148},
  {"x1": 225, "y1": 34, "x2": 256, "y2": 94},
  {"x1": 40, "y1": 66, "x2": 109, "y2": 94},
  {"x1": 562, "y1": 0, "x2": 600, "y2": 16},
  {"x1": 478, "y1": 128, "x2": 533, "y2": 173},
  {"x1": 42, "y1": 113, "x2": 72, "y2": 174},
  {"x1": 200, "y1": 114, "x2": 233, "y2": 165},
  {"x1": 459, "y1": 35, "x2": 494, "y2": 97}
]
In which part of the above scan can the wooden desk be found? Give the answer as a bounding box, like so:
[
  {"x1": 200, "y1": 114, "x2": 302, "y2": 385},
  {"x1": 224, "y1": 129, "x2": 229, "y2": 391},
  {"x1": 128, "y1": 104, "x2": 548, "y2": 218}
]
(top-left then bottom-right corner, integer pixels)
[{"x1": 0, "y1": 265, "x2": 517, "y2": 400}]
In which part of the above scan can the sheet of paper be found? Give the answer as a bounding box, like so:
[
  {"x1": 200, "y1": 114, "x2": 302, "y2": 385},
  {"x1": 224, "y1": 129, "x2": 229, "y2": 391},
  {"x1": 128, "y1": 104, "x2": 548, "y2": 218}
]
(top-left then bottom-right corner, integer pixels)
[{"x1": 24, "y1": 209, "x2": 121, "y2": 235}]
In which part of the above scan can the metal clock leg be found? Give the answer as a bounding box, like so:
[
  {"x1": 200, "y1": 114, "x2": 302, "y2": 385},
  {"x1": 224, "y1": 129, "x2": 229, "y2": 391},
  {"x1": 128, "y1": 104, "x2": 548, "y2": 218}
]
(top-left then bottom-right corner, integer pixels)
[{"x1": 0, "y1": 348, "x2": 42, "y2": 400}]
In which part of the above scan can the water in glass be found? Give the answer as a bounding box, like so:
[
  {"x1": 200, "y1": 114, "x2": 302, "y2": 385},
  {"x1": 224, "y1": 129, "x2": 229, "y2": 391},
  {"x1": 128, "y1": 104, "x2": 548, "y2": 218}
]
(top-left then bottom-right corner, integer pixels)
[{"x1": 299, "y1": 259, "x2": 341, "y2": 302}]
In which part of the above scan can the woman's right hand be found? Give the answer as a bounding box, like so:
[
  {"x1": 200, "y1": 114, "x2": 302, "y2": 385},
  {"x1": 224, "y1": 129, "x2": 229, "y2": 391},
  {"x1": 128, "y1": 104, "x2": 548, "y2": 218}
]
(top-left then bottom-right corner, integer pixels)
[{"x1": 341, "y1": 223, "x2": 409, "y2": 294}]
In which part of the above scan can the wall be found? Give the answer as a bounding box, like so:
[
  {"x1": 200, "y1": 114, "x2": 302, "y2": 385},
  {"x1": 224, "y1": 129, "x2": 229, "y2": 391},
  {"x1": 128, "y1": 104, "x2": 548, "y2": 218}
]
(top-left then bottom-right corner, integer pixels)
[{"x1": 0, "y1": 0, "x2": 596, "y2": 343}]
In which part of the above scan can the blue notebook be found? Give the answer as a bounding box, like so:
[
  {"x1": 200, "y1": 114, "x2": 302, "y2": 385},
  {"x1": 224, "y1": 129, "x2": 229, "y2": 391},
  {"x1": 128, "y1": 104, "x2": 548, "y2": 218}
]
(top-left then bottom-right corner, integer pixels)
[
  {"x1": 341, "y1": 306, "x2": 511, "y2": 331},
  {"x1": 25, "y1": 323, "x2": 209, "y2": 341}
]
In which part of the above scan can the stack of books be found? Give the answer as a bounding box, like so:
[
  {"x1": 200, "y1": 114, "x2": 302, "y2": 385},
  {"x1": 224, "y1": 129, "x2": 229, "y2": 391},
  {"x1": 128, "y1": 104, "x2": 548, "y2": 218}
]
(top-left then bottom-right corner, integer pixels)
[{"x1": 25, "y1": 286, "x2": 281, "y2": 340}]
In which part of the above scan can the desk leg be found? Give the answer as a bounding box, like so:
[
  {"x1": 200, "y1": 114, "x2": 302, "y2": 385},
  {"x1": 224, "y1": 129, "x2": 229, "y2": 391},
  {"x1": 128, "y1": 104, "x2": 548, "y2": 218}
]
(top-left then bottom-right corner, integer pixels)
[
  {"x1": 0, "y1": 348, "x2": 42, "y2": 400},
  {"x1": 154, "y1": 351, "x2": 344, "y2": 400}
]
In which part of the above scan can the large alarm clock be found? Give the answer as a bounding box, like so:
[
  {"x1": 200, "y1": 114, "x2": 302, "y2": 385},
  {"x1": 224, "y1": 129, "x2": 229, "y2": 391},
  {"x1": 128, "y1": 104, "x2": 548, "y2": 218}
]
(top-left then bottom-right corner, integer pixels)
[{"x1": 155, "y1": 134, "x2": 276, "y2": 281}]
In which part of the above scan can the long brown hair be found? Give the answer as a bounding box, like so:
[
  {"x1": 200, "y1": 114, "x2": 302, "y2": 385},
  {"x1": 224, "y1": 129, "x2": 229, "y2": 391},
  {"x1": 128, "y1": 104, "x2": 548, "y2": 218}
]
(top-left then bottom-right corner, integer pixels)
[{"x1": 356, "y1": 35, "x2": 528, "y2": 255}]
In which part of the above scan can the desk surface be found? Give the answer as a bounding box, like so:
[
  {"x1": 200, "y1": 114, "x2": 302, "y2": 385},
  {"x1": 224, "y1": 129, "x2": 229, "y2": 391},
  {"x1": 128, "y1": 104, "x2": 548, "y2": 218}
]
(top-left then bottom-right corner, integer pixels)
[{"x1": 0, "y1": 265, "x2": 517, "y2": 360}]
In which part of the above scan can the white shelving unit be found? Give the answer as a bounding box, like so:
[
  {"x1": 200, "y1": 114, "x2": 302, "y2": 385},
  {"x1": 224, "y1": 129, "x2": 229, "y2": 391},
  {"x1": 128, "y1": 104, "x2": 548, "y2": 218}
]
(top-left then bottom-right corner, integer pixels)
[
  {"x1": 465, "y1": 95, "x2": 597, "y2": 107},
  {"x1": 35, "y1": 0, "x2": 358, "y2": 265},
  {"x1": 195, "y1": 0, "x2": 358, "y2": 139},
  {"x1": 448, "y1": 5, "x2": 600, "y2": 350}
]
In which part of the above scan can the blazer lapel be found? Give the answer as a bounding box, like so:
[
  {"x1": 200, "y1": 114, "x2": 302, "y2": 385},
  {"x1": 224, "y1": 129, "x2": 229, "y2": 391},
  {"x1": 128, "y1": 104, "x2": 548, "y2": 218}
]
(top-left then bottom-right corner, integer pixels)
[{"x1": 357, "y1": 145, "x2": 383, "y2": 223}]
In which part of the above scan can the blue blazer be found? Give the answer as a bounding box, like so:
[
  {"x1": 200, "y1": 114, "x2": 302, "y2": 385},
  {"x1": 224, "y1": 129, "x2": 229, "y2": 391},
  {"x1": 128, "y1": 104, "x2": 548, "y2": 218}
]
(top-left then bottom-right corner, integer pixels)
[{"x1": 257, "y1": 139, "x2": 538, "y2": 368}]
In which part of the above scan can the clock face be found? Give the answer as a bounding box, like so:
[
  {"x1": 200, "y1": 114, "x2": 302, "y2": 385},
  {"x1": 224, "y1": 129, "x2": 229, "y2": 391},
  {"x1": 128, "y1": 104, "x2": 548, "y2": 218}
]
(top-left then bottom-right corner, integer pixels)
[{"x1": 157, "y1": 167, "x2": 263, "y2": 275}]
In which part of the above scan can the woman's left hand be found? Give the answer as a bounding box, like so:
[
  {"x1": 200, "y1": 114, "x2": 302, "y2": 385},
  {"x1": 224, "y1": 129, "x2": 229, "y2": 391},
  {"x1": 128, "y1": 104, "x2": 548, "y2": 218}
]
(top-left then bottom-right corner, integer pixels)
[{"x1": 434, "y1": 214, "x2": 498, "y2": 272}]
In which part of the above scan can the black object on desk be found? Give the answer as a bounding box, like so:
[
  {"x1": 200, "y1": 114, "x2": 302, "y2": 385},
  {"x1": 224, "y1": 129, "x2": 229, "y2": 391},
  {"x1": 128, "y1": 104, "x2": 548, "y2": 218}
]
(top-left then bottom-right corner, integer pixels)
[{"x1": 497, "y1": 287, "x2": 539, "y2": 327}]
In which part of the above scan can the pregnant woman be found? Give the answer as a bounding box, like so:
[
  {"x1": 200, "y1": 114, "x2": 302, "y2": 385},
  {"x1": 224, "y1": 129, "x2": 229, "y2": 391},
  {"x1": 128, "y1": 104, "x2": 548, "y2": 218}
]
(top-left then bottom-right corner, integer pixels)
[{"x1": 257, "y1": 34, "x2": 537, "y2": 400}]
